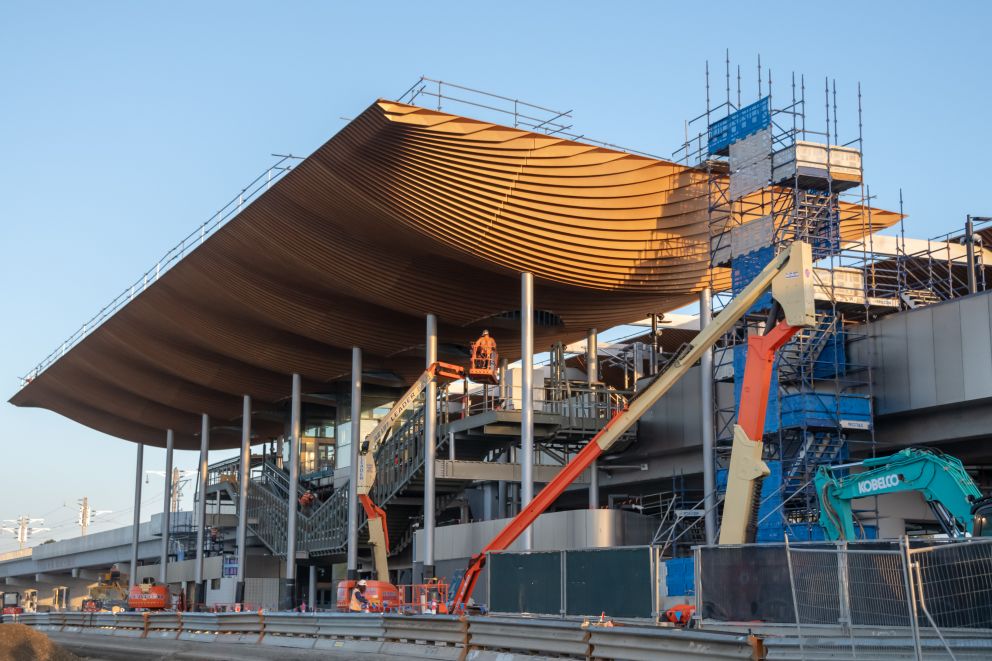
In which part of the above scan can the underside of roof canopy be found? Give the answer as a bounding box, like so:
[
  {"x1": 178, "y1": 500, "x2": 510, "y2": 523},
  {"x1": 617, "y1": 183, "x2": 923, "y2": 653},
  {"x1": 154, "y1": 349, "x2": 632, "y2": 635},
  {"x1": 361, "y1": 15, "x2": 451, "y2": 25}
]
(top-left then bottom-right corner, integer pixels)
[{"x1": 9, "y1": 100, "x2": 899, "y2": 450}]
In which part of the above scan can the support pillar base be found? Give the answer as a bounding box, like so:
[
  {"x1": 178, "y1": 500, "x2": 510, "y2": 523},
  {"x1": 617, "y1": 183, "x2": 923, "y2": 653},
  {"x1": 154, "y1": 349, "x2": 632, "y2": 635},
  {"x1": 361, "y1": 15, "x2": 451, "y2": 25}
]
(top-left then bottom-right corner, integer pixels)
[{"x1": 281, "y1": 578, "x2": 296, "y2": 611}]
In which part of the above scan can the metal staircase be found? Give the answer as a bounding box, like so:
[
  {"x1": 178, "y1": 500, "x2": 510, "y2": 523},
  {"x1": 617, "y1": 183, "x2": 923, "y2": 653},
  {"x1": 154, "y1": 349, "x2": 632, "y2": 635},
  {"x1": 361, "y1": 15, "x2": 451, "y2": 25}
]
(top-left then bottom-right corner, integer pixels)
[
  {"x1": 243, "y1": 397, "x2": 475, "y2": 560},
  {"x1": 242, "y1": 378, "x2": 631, "y2": 562}
]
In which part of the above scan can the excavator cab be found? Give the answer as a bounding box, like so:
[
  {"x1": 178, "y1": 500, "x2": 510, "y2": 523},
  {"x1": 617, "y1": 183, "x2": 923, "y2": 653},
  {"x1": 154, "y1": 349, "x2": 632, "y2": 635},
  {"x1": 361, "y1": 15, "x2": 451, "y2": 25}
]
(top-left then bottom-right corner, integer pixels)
[
  {"x1": 468, "y1": 330, "x2": 499, "y2": 384},
  {"x1": 973, "y1": 497, "x2": 992, "y2": 537}
]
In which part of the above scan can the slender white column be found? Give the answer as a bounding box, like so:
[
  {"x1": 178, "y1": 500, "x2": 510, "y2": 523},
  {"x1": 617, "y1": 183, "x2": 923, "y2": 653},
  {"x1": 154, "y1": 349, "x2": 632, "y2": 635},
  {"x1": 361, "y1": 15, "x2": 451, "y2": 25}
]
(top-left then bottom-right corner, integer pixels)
[
  {"x1": 129, "y1": 443, "x2": 144, "y2": 588},
  {"x1": 521, "y1": 272, "x2": 534, "y2": 549}
]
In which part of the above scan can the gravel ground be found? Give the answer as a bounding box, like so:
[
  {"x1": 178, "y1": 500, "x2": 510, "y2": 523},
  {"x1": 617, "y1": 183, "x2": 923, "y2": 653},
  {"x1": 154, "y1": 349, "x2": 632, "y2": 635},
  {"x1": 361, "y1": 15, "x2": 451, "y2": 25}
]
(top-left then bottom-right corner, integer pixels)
[{"x1": 0, "y1": 624, "x2": 81, "y2": 661}]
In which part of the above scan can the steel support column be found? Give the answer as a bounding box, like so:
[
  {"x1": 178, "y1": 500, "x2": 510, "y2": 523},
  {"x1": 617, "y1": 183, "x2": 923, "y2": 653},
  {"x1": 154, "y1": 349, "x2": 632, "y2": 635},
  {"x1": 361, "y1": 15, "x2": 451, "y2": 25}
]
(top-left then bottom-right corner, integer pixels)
[
  {"x1": 521, "y1": 272, "x2": 534, "y2": 549},
  {"x1": 283, "y1": 374, "x2": 301, "y2": 609},
  {"x1": 587, "y1": 328, "x2": 599, "y2": 510},
  {"x1": 966, "y1": 215, "x2": 978, "y2": 295},
  {"x1": 236, "y1": 395, "x2": 250, "y2": 604},
  {"x1": 497, "y1": 450, "x2": 508, "y2": 519},
  {"x1": 347, "y1": 348, "x2": 361, "y2": 580},
  {"x1": 423, "y1": 313, "x2": 438, "y2": 578},
  {"x1": 700, "y1": 287, "x2": 717, "y2": 545},
  {"x1": 159, "y1": 430, "x2": 174, "y2": 584},
  {"x1": 308, "y1": 564, "x2": 317, "y2": 611},
  {"x1": 195, "y1": 414, "x2": 209, "y2": 606},
  {"x1": 129, "y1": 443, "x2": 143, "y2": 589}
]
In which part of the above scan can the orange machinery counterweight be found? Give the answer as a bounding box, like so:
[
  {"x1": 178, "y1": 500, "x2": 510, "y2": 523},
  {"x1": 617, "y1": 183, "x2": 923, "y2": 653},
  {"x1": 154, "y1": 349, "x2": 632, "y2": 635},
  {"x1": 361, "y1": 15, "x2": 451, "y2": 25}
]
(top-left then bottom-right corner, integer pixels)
[{"x1": 127, "y1": 583, "x2": 171, "y2": 610}]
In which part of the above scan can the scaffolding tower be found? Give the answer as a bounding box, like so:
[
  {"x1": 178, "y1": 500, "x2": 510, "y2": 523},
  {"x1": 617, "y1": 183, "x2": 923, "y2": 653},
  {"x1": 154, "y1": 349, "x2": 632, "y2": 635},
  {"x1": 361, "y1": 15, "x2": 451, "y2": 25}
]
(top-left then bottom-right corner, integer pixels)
[{"x1": 675, "y1": 54, "x2": 890, "y2": 543}]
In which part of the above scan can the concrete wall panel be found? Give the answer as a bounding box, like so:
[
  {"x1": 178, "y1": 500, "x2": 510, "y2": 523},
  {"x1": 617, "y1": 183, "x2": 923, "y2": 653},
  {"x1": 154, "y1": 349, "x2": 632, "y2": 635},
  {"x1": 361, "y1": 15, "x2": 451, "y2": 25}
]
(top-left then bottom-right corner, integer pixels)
[
  {"x1": 906, "y1": 308, "x2": 938, "y2": 410},
  {"x1": 961, "y1": 295, "x2": 992, "y2": 400}
]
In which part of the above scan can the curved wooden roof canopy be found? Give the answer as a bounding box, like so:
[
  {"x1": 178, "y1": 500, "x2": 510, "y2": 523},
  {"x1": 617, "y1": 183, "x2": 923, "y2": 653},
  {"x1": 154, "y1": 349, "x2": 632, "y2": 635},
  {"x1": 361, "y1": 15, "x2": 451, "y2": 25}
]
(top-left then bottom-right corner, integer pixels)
[{"x1": 9, "y1": 100, "x2": 900, "y2": 450}]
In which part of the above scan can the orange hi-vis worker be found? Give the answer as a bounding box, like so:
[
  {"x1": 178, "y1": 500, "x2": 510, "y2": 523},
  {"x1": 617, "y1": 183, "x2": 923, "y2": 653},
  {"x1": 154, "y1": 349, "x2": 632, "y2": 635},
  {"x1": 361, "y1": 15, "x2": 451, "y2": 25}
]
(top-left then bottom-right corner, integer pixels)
[
  {"x1": 349, "y1": 579, "x2": 370, "y2": 612},
  {"x1": 471, "y1": 330, "x2": 497, "y2": 371},
  {"x1": 665, "y1": 603, "x2": 696, "y2": 626}
]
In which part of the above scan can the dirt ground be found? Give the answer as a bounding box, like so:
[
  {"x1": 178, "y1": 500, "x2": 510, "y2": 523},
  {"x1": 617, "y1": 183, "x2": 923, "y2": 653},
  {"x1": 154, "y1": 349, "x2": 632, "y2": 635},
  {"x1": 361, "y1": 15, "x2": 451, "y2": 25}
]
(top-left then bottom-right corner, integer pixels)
[{"x1": 0, "y1": 623, "x2": 81, "y2": 661}]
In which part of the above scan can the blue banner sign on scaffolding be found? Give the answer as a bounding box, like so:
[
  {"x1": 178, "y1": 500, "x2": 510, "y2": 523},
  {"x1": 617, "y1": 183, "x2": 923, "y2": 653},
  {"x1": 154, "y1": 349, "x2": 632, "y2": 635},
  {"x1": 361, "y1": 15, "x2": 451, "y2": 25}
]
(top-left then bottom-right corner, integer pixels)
[{"x1": 708, "y1": 97, "x2": 771, "y2": 155}]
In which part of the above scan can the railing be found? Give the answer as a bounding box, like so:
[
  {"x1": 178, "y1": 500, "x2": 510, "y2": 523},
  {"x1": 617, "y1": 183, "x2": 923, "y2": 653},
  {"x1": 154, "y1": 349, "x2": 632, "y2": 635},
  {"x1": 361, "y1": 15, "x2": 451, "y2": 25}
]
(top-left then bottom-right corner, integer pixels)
[
  {"x1": 245, "y1": 478, "x2": 289, "y2": 556},
  {"x1": 247, "y1": 402, "x2": 434, "y2": 557},
  {"x1": 17, "y1": 155, "x2": 301, "y2": 388},
  {"x1": 699, "y1": 538, "x2": 992, "y2": 660},
  {"x1": 397, "y1": 76, "x2": 663, "y2": 160},
  {"x1": 5, "y1": 610, "x2": 764, "y2": 660}
]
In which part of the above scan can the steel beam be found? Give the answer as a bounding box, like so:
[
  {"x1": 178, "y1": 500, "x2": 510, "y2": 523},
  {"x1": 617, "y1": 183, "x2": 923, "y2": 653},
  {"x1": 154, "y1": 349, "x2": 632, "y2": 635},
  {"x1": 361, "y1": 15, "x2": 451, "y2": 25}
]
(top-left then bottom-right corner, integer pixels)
[
  {"x1": 434, "y1": 459, "x2": 591, "y2": 483},
  {"x1": 347, "y1": 347, "x2": 361, "y2": 579},
  {"x1": 423, "y1": 313, "x2": 438, "y2": 577},
  {"x1": 236, "y1": 395, "x2": 250, "y2": 604},
  {"x1": 195, "y1": 414, "x2": 209, "y2": 606},
  {"x1": 129, "y1": 442, "x2": 143, "y2": 589},
  {"x1": 521, "y1": 272, "x2": 534, "y2": 549},
  {"x1": 700, "y1": 287, "x2": 717, "y2": 545},
  {"x1": 159, "y1": 429, "x2": 174, "y2": 584}
]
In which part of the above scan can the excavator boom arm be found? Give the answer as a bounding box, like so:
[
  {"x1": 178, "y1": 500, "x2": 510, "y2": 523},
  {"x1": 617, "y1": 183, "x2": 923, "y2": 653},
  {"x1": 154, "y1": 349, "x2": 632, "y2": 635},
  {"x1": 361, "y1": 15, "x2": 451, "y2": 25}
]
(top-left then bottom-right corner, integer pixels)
[
  {"x1": 451, "y1": 242, "x2": 815, "y2": 609},
  {"x1": 815, "y1": 448, "x2": 984, "y2": 540}
]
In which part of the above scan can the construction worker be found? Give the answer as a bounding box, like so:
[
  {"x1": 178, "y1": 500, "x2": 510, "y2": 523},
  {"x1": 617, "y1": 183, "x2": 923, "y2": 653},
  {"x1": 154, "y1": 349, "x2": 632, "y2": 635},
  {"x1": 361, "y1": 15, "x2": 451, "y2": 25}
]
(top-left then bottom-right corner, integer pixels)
[
  {"x1": 471, "y1": 330, "x2": 497, "y2": 372},
  {"x1": 349, "y1": 579, "x2": 370, "y2": 612},
  {"x1": 665, "y1": 603, "x2": 696, "y2": 627}
]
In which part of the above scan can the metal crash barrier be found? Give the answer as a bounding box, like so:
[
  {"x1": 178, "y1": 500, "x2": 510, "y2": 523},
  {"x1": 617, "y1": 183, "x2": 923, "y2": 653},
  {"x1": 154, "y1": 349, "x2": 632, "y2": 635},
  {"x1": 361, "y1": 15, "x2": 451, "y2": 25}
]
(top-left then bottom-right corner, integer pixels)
[{"x1": 1, "y1": 610, "x2": 766, "y2": 659}]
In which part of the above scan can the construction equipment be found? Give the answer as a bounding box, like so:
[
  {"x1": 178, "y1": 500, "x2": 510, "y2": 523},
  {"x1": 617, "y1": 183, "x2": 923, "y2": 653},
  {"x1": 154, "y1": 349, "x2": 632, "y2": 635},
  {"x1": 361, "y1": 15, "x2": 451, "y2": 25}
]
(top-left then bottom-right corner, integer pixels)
[
  {"x1": 815, "y1": 448, "x2": 992, "y2": 540},
  {"x1": 335, "y1": 579, "x2": 400, "y2": 612},
  {"x1": 340, "y1": 361, "x2": 466, "y2": 603},
  {"x1": 468, "y1": 330, "x2": 499, "y2": 384},
  {"x1": 450, "y1": 241, "x2": 816, "y2": 610},
  {"x1": 83, "y1": 564, "x2": 129, "y2": 612},
  {"x1": 127, "y1": 579, "x2": 171, "y2": 610},
  {"x1": 1, "y1": 591, "x2": 22, "y2": 615}
]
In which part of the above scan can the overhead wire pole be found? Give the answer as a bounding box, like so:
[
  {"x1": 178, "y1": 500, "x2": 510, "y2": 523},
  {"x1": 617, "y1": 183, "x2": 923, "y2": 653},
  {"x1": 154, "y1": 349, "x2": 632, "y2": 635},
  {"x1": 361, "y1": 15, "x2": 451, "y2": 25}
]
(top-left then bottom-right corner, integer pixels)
[
  {"x1": 195, "y1": 415, "x2": 210, "y2": 607},
  {"x1": 235, "y1": 396, "x2": 251, "y2": 604},
  {"x1": 521, "y1": 272, "x2": 535, "y2": 549},
  {"x1": 129, "y1": 443, "x2": 144, "y2": 589},
  {"x1": 159, "y1": 429, "x2": 174, "y2": 584},
  {"x1": 347, "y1": 347, "x2": 361, "y2": 580},
  {"x1": 423, "y1": 314, "x2": 438, "y2": 578}
]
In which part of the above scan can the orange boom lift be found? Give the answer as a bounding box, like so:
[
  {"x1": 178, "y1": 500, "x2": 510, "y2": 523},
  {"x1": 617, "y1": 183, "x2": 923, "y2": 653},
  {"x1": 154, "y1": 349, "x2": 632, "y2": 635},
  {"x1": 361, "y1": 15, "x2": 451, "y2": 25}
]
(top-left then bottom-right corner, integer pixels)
[
  {"x1": 338, "y1": 361, "x2": 465, "y2": 610},
  {"x1": 451, "y1": 242, "x2": 816, "y2": 610}
]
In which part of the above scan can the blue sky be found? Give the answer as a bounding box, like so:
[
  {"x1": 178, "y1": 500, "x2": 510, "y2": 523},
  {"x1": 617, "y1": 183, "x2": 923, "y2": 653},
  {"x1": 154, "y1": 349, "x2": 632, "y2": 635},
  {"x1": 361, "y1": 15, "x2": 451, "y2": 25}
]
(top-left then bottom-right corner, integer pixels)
[{"x1": 1, "y1": 1, "x2": 989, "y2": 550}]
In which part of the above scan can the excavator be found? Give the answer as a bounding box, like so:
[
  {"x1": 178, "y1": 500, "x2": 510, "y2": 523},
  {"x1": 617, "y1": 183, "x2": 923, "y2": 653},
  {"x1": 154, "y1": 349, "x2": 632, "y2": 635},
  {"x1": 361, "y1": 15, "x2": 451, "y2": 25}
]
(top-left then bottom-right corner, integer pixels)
[
  {"x1": 82, "y1": 564, "x2": 129, "y2": 612},
  {"x1": 451, "y1": 240, "x2": 818, "y2": 610},
  {"x1": 815, "y1": 448, "x2": 992, "y2": 540},
  {"x1": 337, "y1": 360, "x2": 466, "y2": 611}
]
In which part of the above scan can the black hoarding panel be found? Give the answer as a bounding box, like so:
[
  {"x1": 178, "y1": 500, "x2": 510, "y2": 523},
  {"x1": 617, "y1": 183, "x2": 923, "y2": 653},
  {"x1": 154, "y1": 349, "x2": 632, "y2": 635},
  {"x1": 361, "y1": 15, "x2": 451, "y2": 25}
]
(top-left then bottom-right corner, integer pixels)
[
  {"x1": 565, "y1": 548, "x2": 653, "y2": 618},
  {"x1": 699, "y1": 546, "x2": 795, "y2": 622},
  {"x1": 488, "y1": 551, "x2": 561, "y2": 615}
]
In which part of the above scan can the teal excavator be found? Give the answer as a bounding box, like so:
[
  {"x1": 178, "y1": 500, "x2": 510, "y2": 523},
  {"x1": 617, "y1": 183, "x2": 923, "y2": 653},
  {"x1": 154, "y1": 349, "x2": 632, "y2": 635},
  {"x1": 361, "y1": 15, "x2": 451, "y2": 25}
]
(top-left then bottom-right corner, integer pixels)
[{"x1": 815, "y1": 448, "x2": 992, "y2": 540}]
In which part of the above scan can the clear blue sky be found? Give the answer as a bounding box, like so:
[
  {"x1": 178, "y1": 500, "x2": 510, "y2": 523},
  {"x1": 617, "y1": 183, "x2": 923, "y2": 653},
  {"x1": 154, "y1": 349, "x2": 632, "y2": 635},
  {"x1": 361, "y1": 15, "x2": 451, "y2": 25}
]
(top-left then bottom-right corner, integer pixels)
[{"x1": 1, "y1": 1, "x2": 989, "y2": 550}]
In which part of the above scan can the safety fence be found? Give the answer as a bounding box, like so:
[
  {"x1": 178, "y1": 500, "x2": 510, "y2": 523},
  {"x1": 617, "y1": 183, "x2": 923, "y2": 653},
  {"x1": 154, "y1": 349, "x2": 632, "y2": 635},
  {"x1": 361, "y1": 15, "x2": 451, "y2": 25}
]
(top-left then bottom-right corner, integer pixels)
[
  {"x1": 2, "y1": 611, "x2": 761, "y2": 660},
  {"x1": 699, "y1": 538, "x2": 992, "y2": 660}
]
